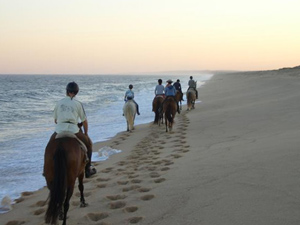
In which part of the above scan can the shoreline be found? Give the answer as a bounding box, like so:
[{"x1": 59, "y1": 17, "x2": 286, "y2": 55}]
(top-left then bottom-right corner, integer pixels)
[{"x1": 2, "y1": 67, "x2": 300, "y2": 224}]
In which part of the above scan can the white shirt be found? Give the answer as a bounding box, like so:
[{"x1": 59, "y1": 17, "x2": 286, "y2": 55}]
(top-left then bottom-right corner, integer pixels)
[
  {"x1": 155, "y1": 84, "x2": 165, "y2": 95},
  {"x1": 53, "y1": 96, "x2": 86, "y2": 134}
]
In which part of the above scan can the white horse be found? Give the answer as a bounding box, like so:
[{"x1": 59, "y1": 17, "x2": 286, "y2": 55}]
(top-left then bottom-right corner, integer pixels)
[{"x1": 123, "y1": 100, "x2": 137, "y2": 131}]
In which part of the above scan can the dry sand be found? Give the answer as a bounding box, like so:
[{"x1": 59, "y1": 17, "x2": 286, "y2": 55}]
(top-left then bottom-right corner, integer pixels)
[{"x1": 1, "y1": 67, "x2": 300, "y2": 225}]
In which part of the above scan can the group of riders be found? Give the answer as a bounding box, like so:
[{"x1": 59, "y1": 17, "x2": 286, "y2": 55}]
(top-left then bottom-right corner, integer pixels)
[{"x1": 44, "y1": 76, "x2": 198, "y2": 179}]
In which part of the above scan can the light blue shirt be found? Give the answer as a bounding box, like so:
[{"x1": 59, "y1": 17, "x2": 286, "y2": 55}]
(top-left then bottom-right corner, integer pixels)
[{"x1": 164, "y1": 85, "x2": 176, "y2": 96}]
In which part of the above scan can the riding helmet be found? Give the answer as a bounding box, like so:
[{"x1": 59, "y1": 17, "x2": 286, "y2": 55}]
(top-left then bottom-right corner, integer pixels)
[
  {"x1": 66, "y1": 82, "x2": 79, "y2": 95},
  {"x1": 129, "y1": 84, "x2": 133, "y2": 89}
]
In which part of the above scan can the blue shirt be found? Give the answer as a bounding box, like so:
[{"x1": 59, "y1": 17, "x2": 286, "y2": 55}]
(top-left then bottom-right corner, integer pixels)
[{"x1": 165, "y1": 85, "x2": 176, "y2": 96}]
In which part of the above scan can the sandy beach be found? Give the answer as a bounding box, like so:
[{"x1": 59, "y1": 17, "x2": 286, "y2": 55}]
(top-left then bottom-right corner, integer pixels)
[{"x1": 1, "y1": 66, "x2": 300, "y2": 225}]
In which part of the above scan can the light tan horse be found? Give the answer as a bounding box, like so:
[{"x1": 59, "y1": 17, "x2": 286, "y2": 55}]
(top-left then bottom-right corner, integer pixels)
[
  {"x1": 186, "y1": 88, "x2": 196, "y2": 111},
  {"x1": 44, "y1": 135, "x2": 87, "y2": 225},
  {"x1": 123, "y1": 100, "x2": 137, "y2": 131}
]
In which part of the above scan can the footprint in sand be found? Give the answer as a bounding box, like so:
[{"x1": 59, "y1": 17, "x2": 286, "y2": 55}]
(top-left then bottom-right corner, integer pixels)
[
  {"x1": 75, "y1": 191, "x2": 91, "y2": 197},
  {"x1": 101, "y1": 167, "x2": 114, "y2": 173},
  {"x1": 86, "y1": 212, "x2": 109, "y2": 221},
  {"x1": 97, "y1": 177, "x2": 111, "y2": 182},
  {"x1": 33, "y1": 208, "x2": 45, "y2": 215},
  {"x1": 106, "y1": 194, "x2": 127, "y2": 201},
  {"x1": 97, "y1": 183, "x2": 107, "y2": 188},
  {"x1": 123, "y1": 206, "x2": 138, "y2": 213},
  {"x1": 137, "y1": 187, "x2": 151, "y2": 193},
  {"x1": 21, "y1": 191, "x2": 34, "y2": 197},
  {"x1": 122, "y1": 185, "x2": 141, "y2": 192},
  {"x1": 130, "y1": 179, "x2": 142, "y2": 184},
  {"x1": 127, "y1": 217, "x2": 143, "y2": 224},
  {"x1": 5, "y1": 220, "x2": 26, "y2": 225},
  {"x1": 109, "y1": 201, "x2": 126, "y2": 209},
  {"x1": 161, "y1": 167, "x2": 170, "y2": 171},
  {"x1": 149, "y1": 172, "x2": 160, "y2": 178},
  {"x1": 117, "y1": 180, "x2": 129, "y2": 185},
  {"x1": 32, "y1": 200, "x2": 47, "y2": 207},
  {"x1": 140, "y1": 194, "x2": 155, "y2": 201},
  {"x1": 154, "y1": 178, "x2": 166, "y2": 183}
]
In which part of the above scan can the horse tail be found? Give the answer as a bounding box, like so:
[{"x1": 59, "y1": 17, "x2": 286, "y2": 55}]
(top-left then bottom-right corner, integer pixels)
[
  {"x1": 45, "y1": 141, "x2": 67, "y2": 224},
  {"x1": 166, "y1": 104, "x2": 173, "y2": 123}
]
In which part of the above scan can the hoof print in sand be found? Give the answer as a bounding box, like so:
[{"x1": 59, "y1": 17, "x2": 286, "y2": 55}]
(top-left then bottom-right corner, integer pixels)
[
  {"x1": 127, "y1": 216, "x2": 143, "y2": 224},
  {"x1": 33, "y1": 208, "x2": 45, "y2": 215},
  {"x1": 86, "y1": 212, "x2": 109, "y2": 221},
  {"x1": 154, "y1": 178, "x2": 166, "y2": 183},
  {"x1": 97, "y1": 184, "x2": 107, "y2": 188},
  {"x1": 33, "y1": 200, "x2": 47, "y2": 207},
  {"x1": 106, "y1": 194, "x2": 127, "y2": 200},
  {"x1": 122, "y1": 185, "x2": 141, "y2": 192},
  {"x1": 131, "y1": 179, "x2": 142, "y2": 184},
  {"x1": 137, "y1": 187, "x2": 151, "y2": 192},
  {"x1": 117, "y1": 180, "x2": 129, "y2": 185},
  {"x1": 109, "y1": 201, "x2": 126, "y2": 209},
  {"x1": 124, "y1": 206, "x2": 138, "y2": 213},
  {"x1": 5, "y1": 221, "x2": 26, "y2": 225},
  {"x1": 140, "y1": 194, "x2": 155, "y2": 201}
]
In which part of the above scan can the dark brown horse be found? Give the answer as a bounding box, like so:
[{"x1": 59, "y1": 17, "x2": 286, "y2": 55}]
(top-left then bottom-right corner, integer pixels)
[
  {"x1": 152, "y1": 95, "x2": 164, "y2": 125},
  {"x1": 44, "y1": 134, "x2": 88, "y2": 225},
  {"x1": 163, "y1": 97, "x2": 177, "y2": 132},
  {"x1": 175, "y1": 91, "x2": 183, "y2": 111}
]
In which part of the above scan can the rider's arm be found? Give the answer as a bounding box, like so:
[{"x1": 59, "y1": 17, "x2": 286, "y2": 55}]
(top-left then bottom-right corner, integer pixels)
[{"x1": 82, "y1": 120, "x2": 88, "y2": 135}]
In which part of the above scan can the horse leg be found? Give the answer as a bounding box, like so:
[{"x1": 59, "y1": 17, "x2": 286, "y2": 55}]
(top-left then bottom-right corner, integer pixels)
[
  {"x1": 78, "y1": 173, "x2": 87, "y2": 207},
  {"x1": 165, "y1": 114, "x2": 168, "y2": 132}
]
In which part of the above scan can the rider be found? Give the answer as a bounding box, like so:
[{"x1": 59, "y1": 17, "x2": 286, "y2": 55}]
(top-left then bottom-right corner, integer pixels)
[
  {"x1": 154, "y1": 79, "x2": 165, "y2": 96},
  {"x1": 160, "y1": 79, "x2": 180, "y2": 114},
  {"x1": 173, "y1": 79, "x2": 184, "y2": 101},
  {"x1": 45, "y1": 82, "x2": 96, "y2": 178},
  {"x1": 124, "y1": 84, "x2": 140, "y2": 115},
  {"x1": 188, "y1": 76, "x2": 198, "y2": 99}
]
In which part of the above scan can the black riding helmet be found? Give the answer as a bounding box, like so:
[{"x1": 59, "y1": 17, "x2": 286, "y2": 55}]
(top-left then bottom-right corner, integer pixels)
[
  {"x1": 129, "y1": 84, "x2": 133, "y2": 89},
  {"x1": 66, "y1": 82, "x2": 79, "y2": 95}
]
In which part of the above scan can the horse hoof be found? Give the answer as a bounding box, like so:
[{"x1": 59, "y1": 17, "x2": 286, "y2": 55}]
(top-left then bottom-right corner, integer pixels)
[{"x1": 80, "y1": 202, "x2": 88, "y2": 207}]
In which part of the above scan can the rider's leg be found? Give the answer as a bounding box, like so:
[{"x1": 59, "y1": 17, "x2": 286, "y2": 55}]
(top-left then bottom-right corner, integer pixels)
[
  {"x1": 134, "y1": 100, "x2": 140, "y2": 115},
  {"x1": 196, "y1": 89, "x2": 198, "y2": 99},
  {"x1": 75, "y1": 132, "x2": 96, "y2": 178}
]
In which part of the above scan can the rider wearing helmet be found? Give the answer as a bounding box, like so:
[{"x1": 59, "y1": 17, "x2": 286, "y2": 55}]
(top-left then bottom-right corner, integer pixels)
[
  {"x1": 45, "y1": 82, "x2": 96, "y2": 178},
  {"x1": 124, "y1": 84, "x2": 140, "y2": 115},
  {"x1": 188, "y1": 76, "x2": 198, "y2": 99},
  {"x1": 173, "y1": 79, "x2": 184, "y2": 101}
]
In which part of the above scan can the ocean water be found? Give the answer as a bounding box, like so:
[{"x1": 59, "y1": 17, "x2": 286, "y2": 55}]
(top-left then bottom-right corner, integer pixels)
[{"x1": 0, "y1": 73, "x2": 213, "y2": 208}]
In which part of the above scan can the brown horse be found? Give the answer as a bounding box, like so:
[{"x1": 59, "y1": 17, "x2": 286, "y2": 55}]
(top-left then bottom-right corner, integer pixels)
[
  {"x1": 44, "y1": 134, "x2": 88, "y2": 225},
  {"x1": 163, "y1": 97, "x2": 177, "y2": 132},
  {"x1": 186, "y1": 88, "x2": 196, "y2": 111},
  {"x1": 175, "y1": 91, "x2": 183, "y2": 111},
  {"x1": 152, "y1": 95, "x2": 164, "y2": 125}
]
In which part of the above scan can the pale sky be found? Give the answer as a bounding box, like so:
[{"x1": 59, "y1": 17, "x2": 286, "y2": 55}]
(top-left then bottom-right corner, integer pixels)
[{"x1": 1, "y1": 0, "x2": 299, "y2": 74}]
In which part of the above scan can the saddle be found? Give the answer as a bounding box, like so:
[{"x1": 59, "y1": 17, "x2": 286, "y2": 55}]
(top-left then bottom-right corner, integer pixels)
[{"x1": 56, "y1": 132, "x2": 89, "y2": 162}]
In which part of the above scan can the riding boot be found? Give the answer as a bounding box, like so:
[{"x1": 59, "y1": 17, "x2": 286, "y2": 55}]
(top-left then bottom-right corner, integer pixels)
[{"x1": 177, "y1": 103, "x2": 180, "y2": 114}]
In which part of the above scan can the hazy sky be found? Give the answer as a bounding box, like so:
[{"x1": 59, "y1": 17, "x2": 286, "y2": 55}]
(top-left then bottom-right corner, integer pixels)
[{"x1": 1, "y1": 0, "x2": 299, "y2": 74}]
